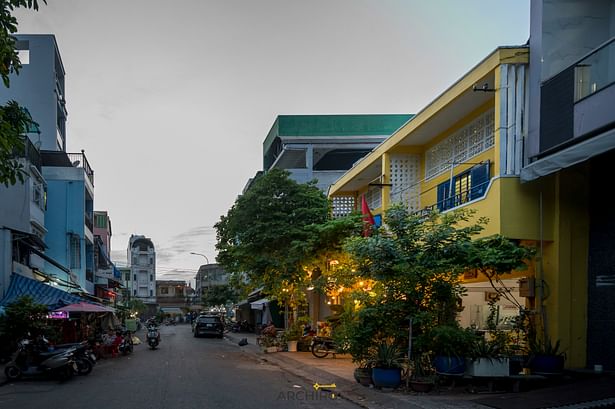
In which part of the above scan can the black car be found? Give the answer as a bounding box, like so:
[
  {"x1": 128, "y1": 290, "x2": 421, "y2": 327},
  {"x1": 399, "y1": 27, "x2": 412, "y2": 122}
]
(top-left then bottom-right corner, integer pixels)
[{"x1": 193, "y1": 315, "x2": 224, "y2": 338}]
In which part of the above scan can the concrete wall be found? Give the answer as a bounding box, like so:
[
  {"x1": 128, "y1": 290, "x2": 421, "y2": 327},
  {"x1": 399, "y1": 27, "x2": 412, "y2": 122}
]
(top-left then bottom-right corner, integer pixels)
[{"x1": 1, "y1": 35, "x2": 65, "y2": 151}]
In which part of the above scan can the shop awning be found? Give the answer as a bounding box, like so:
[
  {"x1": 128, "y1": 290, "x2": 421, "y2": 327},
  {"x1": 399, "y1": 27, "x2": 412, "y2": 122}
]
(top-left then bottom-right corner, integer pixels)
[
  {"x1": 0, "y1": 273, "x2": 84, "y2": 310},
  {"x1": 160, "y1": 307, "x2": 183, "y2": 315},
  {"x1": 53, "y1": 302, "x2": 115, "y2": 313},
  {"x1": 250, "y1": 298, "x2": 269, "y2": 310}
]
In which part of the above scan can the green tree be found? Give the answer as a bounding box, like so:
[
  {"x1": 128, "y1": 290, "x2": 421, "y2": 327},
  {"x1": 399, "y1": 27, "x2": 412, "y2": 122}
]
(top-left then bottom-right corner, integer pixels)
[
  {"x1": 335, "y1": 205, "x2": 534, "y2": 360},
  {"x1": 215, "y1": 169, "x2": 329, "y2": 304},
  {"x1": 125, "y1": 298, "x2": 146, "y2": 316},
  {"x1": 201, "y1": 284, "x2": 238, "y2": 308},
  {"x1": 0, "y1": 0, "x2": 44, "y2": 186},
  {"x1": 0, "y1": 296, "x2": 49, "y2": 352}
]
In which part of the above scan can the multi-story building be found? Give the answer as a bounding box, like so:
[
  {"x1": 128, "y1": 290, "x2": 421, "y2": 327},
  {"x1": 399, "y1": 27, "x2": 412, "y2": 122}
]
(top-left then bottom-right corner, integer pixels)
[
  {"x1": 0, "y1": 34, "x2": 69, "y2": 298},
  {"x1": 1, "y1": 34, "x2": 67, "y2": 151},
  {"x1": 0, "y1": 137, "x2": 48, "y2": 298},
  {"x1": 156, "y1": 280, "x2": 193, "y2": 316},
  {"x1": 521, "y1": 0, "x2": 615, "y2": 370},
  {"x1": 329, "y1": 45, "x2": 532, "y2": 352},
  {"x1": 194, "y1": 263, "x2": 229, "y2": 297},
  {"x1": 93, "y1": 211, "x2": 121, "y2": 303},
  {"x1": 127, "y1": 235, "x2": 156, "y2": 305},
  {"x1": 41, "y1": 150, "x2": 96, "y2": 294},
  {"x1": 260, "y1": 115, "x2": 412, "y2": 209}
]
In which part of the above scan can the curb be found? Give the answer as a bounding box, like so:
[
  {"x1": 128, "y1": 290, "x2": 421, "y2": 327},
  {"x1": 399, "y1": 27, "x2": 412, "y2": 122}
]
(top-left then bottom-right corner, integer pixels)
[{"x1": 224, "y1": 332, "x2": 456, "y2": 409}]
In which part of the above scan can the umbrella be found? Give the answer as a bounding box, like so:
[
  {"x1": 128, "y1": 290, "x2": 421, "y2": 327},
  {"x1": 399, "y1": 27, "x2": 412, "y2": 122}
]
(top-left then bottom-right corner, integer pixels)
[{"x1": 53, "y1": 302, "x2": 115, "y2": 313}]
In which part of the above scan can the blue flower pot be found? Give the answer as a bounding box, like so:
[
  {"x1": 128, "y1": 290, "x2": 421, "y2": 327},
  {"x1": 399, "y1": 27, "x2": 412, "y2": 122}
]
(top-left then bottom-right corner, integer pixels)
[
  {"x1": 433, "y1": 355, "x2": 466, "y2": 375},
  {"x1": 371, "y1": 367, "x2": 402, "y2": 389}
]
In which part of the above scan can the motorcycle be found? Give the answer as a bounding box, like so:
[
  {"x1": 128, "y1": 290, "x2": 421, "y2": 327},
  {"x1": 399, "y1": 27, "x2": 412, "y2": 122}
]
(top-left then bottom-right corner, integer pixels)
[
  {"x1": 49, "y1": 340, "x2": 96, "y2": 376},
  {"x1": 310, "y1": 336, "x2": 337, "y2": 358},
  {"x1": 4, "y1": 339, "x2": 77, "y2": 381},
  {"x1": 146, "y1": 326, "x2": 160, "y2": 350},
  {"x1": 117, "y1": 330, "x2": 134, "y2": 355}
]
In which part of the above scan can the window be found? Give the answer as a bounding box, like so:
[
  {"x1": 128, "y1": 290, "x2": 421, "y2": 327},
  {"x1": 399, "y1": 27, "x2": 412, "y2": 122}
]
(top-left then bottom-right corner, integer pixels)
[
  {"x1": 150, "y1": 274, "x2": 153, "y2": 281},
  {"x1": 70, "y1": 235, "x2": 81, "y2": 269},
  {"x1": 32, "y1": 181, "x2": 45, "y2": 209},
  {"x1": 150, "y1": 290, "x2": 153, "y2": 297},
  {"x1": 133, "y1": 289, "x2": 137, "y2": 296},
  {"x1": 125, "y1": 272, "x2": 130, "y2": 281},
  {"x1": 95, "y1": 215, "x2": 107, "y2": 229},
  {"x1": 160, "y1": 287, "x2": 168, "y2": 294},
  {"x1": 133, "y1": 274, "x2": 137, "y2": 281},
  {"x1": 436, "y1": 162, "x2": 490, "y2": 212}
]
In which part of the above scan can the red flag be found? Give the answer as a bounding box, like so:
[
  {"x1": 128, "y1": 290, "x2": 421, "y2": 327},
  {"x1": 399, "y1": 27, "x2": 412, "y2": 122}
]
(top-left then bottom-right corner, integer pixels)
[{"x1": 361, "y1": 194, "x2": 375, "y2": 237}]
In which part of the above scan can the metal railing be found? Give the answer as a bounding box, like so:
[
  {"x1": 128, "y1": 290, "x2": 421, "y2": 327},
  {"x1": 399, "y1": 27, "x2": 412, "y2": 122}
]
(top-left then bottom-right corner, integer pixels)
[
  {"x1": 23, "y1": 137, "x2": 41, "y2": 171},
  {"x1": 67, "y1": 151, "x2": 94, "y2": 186},
  {"x1": 574, "y1": 37, "x2": 615, "y2": 102},
  {"x1": 84, "y1": 212, "x2": 93, "y2": 232}
]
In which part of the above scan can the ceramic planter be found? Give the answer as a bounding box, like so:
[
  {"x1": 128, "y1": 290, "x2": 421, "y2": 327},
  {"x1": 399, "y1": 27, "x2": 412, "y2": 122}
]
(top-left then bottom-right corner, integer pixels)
[
  {"x1": 409, "y1": 379, "x2": 434, "y2": 393},
  {"x1": 466, "y1": 358, "x2": 510, "y2": 377},
  {"x1": 371, "y1": 367, "x2": 402, "y2": 389},
  {"x1": 287, "y1": 340, "x2": 298, "y2": 352},
  {"x1": 530, "y1": 354, "x2": 565, "y2": 374},
  {"x1": 354, "y1": 368, "x2": 373, "y2": 386},
  {"x1": 433, "y1": 355, "x2": 466, "y2": 375}
]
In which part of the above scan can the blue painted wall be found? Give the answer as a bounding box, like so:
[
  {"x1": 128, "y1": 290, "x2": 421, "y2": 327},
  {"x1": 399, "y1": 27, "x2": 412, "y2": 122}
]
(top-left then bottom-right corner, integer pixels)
[{"x1": 45, "y1": 179, "x2": 92, "y2": 292}]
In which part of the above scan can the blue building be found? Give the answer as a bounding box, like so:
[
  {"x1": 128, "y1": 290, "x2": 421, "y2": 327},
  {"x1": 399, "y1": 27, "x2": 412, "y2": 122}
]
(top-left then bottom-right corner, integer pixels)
[{"x1": 41, "y1": 150, "x2": 95, "y2": 294}]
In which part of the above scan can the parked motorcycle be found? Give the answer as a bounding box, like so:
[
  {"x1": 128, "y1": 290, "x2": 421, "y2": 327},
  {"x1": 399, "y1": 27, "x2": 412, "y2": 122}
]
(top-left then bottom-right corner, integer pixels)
[
  {"x1": 310, "y1": 336, "x2": 337, "y2": 358},
  {"x1": 53, "y1": 340, "x2": 96, "y2": 375},
  {"x1": 146, "y1": 325, "x2": 160, "y2": 350},
  {"x1": 117, "y1": 330, "x2": 134, "y2": 355},
  {"x1": 4, "y1": 339, "x2": 77, "y2": 381}
]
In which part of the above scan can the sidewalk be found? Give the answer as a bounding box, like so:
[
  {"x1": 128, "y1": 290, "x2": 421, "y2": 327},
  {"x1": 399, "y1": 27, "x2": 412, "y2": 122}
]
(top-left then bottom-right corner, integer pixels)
[{"x1": 225, "y1": 332, "x2": 615, "y2": 409}]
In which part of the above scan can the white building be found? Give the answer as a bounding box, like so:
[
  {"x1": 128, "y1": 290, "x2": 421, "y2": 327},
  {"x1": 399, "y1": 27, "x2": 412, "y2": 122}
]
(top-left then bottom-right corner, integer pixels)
[{"x1": 127, "y1": 234, "x2": 156, "y2": 305}]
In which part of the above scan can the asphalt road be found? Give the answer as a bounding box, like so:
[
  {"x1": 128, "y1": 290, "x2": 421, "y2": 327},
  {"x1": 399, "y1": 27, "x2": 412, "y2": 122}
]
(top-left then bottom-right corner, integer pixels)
[{"x1": 0, "y1": 324, "x2": 359, "y2": 409}]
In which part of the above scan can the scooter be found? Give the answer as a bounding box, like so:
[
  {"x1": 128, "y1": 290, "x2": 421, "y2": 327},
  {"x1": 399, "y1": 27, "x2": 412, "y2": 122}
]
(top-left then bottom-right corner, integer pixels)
[
  {"x1": 4, "y1": 339, "x2": 77, "y2": 381},
  {"x1": 146, "y1": 325, "x2": 160, "y2": 350},
  {"x1": 53, "y1": 340, "x2": 96, "y2": 375},
  {"x1": 310, "y1": 336, "x2": 337, "y2": 358}
]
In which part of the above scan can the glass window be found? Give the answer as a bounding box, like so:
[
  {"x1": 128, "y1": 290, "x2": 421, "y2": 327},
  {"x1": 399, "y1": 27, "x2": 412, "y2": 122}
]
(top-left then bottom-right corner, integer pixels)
[{"x1": 70, "y1": 235, "x2": 81, "y2": 269}]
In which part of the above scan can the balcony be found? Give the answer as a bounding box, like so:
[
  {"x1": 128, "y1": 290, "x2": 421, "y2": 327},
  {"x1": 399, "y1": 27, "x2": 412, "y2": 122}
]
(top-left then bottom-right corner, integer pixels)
[
  {"x1": 41, "y1": 150, "x2": 94, "y2": 186},
  {"x1": 574, "y1": 38, "x2": 615, "y2": 102}
]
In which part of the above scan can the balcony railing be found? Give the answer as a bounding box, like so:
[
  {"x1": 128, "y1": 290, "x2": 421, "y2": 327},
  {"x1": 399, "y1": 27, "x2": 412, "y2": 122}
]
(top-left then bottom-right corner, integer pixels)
[
  {"x1": 84, "y1": 212, "x2": 93, "y2": 232},
  {"x1": 23, "y1": 137, "x2": 41, "y2": 171},
  {"x1": 41, "y1": 150, "x2": 94, "y2": 186},
  {"x1": 574, "y1": 37, "x2": 615, "y2": 102}
]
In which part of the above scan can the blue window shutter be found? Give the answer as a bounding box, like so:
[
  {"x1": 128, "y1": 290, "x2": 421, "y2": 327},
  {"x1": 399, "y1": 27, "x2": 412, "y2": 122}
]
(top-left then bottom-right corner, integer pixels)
[
  {"x1": 437, "y1": 179, "x2": 455, "y2": 211},
  {"x1": 470, "y1": 162, "x2": 490, "y2": 200}
]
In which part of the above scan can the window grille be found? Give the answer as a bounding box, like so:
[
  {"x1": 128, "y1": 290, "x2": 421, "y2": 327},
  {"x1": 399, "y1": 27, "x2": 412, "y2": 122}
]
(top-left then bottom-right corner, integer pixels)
[
  {"x1": 389, "y1": 154, "x2": 420, "y2": 211},
  {"x1": 425, "y1": 110, "x2": 494, "y2": 180},
  {"x1": 331, "y1": 196, "x2": 355, "y2": 218},
  {"x1": 70, "y1": 235, "x2": 81, "y2": 269}
]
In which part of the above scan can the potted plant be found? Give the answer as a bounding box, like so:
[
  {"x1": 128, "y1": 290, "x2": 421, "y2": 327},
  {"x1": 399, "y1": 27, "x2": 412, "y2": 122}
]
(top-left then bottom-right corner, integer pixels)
[
  {"x1": 368, "y1": 342, "x2": 405, "y2": 389},
  {"x1": 409, "y1": 353, "x2": 436, "y2": 393},
  {"x1": 466, "y1": 336, "x2": 510, "y2": 377},
  {"x1": 527, "y1": 338, "x2": 566, "y2": 374},
  {"x1": 281, "y1": 321, "x2": 303, "y2": 352},
  {"x1": 426, "y1": 324, "x2": 476, "y2": 375}
]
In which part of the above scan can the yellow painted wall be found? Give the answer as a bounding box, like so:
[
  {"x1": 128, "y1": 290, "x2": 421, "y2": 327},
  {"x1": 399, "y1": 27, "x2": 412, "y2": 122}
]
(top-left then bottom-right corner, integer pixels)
[{"x1": 540, "y1": 169, "x2": 589, "y2": 368}]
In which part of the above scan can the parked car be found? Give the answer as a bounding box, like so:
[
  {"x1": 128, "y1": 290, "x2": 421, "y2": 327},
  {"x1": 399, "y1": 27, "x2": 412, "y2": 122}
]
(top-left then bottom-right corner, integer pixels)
[{"x1": 193, "y1": 315, "x2": 224, "y2": 338}]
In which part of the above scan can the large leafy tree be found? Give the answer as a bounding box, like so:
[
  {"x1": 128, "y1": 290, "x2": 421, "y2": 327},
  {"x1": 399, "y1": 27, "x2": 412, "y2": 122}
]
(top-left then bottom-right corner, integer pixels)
[
  {"x1": 215, "y1": 169, "x2": 329, "y2": 302},
  {"x1": 0, "y1": 0, "x2": 44, "y2": 186},
  {"x1": 332, "y1": 205, "x2": 535, "y2": 360}
]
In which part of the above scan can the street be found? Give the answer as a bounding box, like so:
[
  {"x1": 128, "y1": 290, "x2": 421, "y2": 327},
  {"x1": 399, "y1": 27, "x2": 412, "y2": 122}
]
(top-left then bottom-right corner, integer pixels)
[{"x1": 0, "y1": 325, "x2": 359, "y2": 409}]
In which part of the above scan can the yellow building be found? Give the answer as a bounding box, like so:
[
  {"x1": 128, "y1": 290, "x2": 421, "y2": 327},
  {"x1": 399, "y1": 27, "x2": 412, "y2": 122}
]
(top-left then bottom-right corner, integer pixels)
[{"x1": 327, "y1": 46, "x2": 586, "y2": 363}]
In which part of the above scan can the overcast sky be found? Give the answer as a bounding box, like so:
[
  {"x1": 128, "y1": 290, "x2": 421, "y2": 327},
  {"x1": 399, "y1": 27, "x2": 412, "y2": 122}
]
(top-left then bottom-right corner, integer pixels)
[{"x1": 14, "y1": 0, "x2": 529, "y2": 285}]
